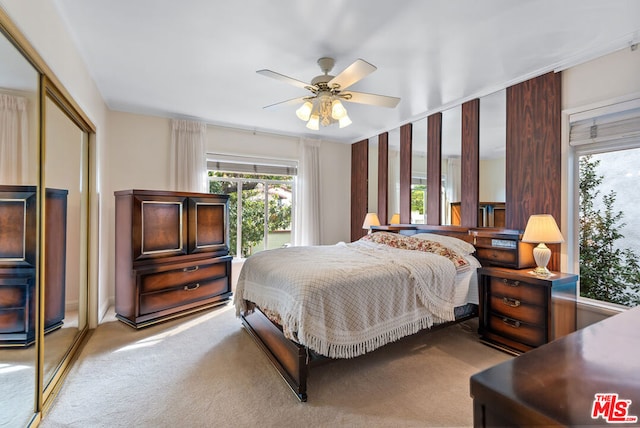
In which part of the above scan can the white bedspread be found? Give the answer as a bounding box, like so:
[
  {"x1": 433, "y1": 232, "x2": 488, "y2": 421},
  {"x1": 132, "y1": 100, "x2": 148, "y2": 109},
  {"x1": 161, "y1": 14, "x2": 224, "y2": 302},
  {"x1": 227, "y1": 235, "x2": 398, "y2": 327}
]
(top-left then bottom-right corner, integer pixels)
[{"x1": 234, "y1": 239, "x2": 478, "y2": 359}]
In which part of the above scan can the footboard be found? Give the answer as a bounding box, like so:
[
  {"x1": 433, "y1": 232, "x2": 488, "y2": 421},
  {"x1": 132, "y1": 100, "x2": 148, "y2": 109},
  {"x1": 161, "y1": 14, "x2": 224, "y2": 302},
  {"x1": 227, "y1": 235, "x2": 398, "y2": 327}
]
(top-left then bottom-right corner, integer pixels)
[{"x1": 240, "y1": 306, "x2": 309, "y2": 401}]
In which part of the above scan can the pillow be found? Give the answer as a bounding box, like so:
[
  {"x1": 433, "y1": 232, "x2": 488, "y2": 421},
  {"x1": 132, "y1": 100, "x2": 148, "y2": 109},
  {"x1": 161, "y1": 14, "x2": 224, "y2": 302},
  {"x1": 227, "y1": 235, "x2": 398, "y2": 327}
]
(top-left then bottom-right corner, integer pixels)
[
  {"x1": 411, "y1": 233, "x2": 475, "y2": 255},
  {"x1": 361, "y1": 231, "x2": 470, "y2": 268}
]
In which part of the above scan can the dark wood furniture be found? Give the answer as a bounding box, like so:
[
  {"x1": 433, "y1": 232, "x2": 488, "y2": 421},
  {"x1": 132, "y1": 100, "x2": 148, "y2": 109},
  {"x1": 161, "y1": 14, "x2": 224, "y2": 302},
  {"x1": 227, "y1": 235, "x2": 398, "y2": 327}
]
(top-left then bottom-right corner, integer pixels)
[
  {"x1": 471, "y1": 229, "x2": 534, "y2": 269},
  {"x1": 115, "y1": 189, "x2": 231, "y2": 328},
  {"x1": 0, "y1": 185, "x2": 68, "y2": 346},
  {"x1": 239, "y1": 225, "x2": 479, "y2": 402},
  {"x1": 477, "y1": 266, "x2": 577, "y2": 355},
  {"x1": 471, "y1": 306, "x2": 640, "y2": 427}
]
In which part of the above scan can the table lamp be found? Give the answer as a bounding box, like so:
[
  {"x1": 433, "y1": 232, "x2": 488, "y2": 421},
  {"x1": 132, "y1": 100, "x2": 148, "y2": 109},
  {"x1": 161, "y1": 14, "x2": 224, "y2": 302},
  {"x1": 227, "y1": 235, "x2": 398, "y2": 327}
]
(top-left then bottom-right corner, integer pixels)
[
  {"x1": 389, "y1": 213, "x2": 400, "y2": 225},
  {"x1": 362, "y1": 213, "x2": 380, "y2": 234},
  {"x1": 521, "y1": 214, "x2": 564, "y2": 277}
]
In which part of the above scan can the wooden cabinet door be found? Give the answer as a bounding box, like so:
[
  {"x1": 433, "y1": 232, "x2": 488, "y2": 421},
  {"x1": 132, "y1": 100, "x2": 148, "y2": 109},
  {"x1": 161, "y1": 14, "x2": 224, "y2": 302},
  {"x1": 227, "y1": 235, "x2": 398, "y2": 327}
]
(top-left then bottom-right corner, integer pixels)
[
  {"x1": 132, "y1": 194, "x2": 188, "y2": 260},
  {"x1": 187, "y1": 196, "x2": 228, "y2": 256}
]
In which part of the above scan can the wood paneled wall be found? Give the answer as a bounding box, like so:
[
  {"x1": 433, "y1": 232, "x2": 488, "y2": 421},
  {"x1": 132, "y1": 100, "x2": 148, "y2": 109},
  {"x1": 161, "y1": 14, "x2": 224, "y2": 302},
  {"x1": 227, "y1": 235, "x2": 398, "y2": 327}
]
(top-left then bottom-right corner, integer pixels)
[
  {"x1": 426, "y1": 112, "x2": 442, "y2": 225},
  {"x1": 350, "y1": 139, "x2": 368, "y2": 242},
  {"x1": 400, "y1": 123, "x2": 412, "y2": 224},
  {"x1": 377, "y1": 133, "x2": 389, "y2": 225},
  {"x1": 461, "y1": 99, "x2": 480, "y2": 227},
  {"x1": 351, "y1": 72, "x2": 562, "y2": 269},
  {"x1": 506, "y1": 71, "x2": 562, "y2": 270}
]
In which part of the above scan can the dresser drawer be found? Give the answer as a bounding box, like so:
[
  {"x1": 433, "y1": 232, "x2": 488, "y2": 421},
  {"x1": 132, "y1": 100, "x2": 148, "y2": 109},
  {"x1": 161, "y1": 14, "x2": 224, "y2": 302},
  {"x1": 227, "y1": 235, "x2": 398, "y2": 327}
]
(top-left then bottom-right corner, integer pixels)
[
  {"x1": 0, "y1": 308, "x2": 26, "y2": 333},
  {"x1": 139, "y1": 260, "x2": 228, "y2": 294},
  {"x1": 488, "y1": 295, "x2": 545, "y2": 325},
  {"x1": 0, "y1": 280, "x2": 29, "y2": 308},
  {"x1": 139, "y1": 277, "x2": 230, "y2": 315},
  {"x1": 489, "y1": 276, "x2": 545, "y2": 306},
  {"x1": 488, "y1": 314, "x2": 546, "y2": 347}
]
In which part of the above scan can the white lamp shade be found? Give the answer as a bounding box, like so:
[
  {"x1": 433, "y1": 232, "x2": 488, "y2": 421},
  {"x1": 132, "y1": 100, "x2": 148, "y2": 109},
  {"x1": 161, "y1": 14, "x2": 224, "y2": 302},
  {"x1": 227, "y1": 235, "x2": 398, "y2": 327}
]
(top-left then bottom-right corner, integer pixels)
[
  {"x1": 521, "y1": 214, "x2": 564, "y2": 244},
  {"x1": 296, "y1": 101, "x2": 313, "y2": 121},
  {"x1": 389, "y1": 213, "x2": 400, "y2": 224},
  {"x1": 306, "y1": 114, "x2": 320, "y2": 130},
  {"x1": 362, "y1": 213, "x2": 381, "y2": 229},
  {"x1": 331, "y1": 99, "x2": 348, "y2": 120},
  {"x1": 339, "y1": 115, "x2": 352, "y2": 128}
]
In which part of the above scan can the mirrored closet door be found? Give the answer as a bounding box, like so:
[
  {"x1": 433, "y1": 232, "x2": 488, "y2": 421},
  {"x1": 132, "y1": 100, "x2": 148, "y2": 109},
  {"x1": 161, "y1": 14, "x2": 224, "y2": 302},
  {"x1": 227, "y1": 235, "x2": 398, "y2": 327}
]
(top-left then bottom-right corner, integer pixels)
[
  {"x1": 1, "y1": 10, "x2": 94, "y2": 425},
  {"x1": 0, "y1": 23, "x2": 40, "y2": 428},
  {"x1": 42, "y1": 91, "x2": 89, "y2": 395}
]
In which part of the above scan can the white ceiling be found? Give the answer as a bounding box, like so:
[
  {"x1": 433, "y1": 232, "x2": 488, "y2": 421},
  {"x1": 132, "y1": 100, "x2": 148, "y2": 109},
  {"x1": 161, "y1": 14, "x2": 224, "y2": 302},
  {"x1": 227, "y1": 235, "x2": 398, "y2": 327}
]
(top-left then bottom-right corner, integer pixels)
[{"x1": 50, "y1": 0, "x2": 640, "y2": 144}]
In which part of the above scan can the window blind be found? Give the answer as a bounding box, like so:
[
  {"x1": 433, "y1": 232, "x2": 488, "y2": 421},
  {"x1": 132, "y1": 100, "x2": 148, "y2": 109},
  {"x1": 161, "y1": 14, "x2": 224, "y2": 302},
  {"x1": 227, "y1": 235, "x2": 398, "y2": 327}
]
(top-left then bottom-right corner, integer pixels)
[
  {"x1": 569, "y1": 99, "x2": 640, "y2": 147},
  {"x1": 207, "y1": 154, "x2": 297, "y2": 176}
]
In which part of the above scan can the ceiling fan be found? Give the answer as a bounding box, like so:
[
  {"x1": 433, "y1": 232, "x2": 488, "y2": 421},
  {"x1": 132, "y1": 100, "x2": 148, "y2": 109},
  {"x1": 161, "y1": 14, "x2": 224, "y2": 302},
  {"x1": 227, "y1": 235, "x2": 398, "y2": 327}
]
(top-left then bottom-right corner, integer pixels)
[{"x1": 257, "y1": 57, "x2": 400, "y2": 130}]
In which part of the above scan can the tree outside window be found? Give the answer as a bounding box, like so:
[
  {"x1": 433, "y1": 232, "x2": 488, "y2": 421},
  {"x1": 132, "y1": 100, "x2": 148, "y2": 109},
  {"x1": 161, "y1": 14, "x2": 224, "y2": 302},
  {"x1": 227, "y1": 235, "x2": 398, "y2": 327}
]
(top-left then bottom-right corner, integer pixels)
[
  {"x1": 209, "y1": 171, "x2": 293, "y2": 258},
  {"x1": 579, "y1": 154, "x2": 640, "y2": 307}
]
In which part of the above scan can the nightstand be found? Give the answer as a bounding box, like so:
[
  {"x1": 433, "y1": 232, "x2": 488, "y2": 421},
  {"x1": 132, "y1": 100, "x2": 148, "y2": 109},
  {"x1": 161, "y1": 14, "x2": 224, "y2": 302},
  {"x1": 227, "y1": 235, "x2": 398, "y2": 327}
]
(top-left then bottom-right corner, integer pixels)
[{"x1": 477, "y1": 266, "x2": 578, "y2": 355}]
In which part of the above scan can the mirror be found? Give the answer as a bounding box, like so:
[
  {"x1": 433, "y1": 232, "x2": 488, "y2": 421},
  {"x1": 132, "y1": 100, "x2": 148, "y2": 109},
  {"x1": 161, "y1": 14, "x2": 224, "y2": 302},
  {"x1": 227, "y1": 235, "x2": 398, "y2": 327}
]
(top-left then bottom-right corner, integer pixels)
[
  {"x1": 479, "y1": 89, "x2": 506, "y2": 227},
  {"x1": 368, "y1": 136, "x2": 378, "y2": 214},
  {"x1": 0, "y1": 27, "x2": 40, "y2": 427},
  {"x1": 411, "y1": 117, "x2": 427, "y2": 224},
  {"x1": 387, "y1": 128, "x2": 400, "y2": 222},
  {"x1": 441, "y1": 106, "x2": 462, "y2": 225},
  {"x1": 42, "y1": 95, "x2": 89, "y2": 390}
]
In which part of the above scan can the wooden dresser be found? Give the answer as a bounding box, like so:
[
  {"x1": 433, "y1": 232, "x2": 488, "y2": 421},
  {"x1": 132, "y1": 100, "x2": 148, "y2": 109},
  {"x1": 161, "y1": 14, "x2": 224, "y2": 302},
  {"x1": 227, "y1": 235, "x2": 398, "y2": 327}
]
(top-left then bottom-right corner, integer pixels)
[
  {"x1": 114, "y1": 189, "x2": 231, "y2": 328},
  {"x1": 471, "y1": 306, "x2": 640, "y2": 427},
  {"x1": 0, "y1": 185, "x2": 68, "y2": 346},
  {"x1": 477, "y1": 267, "x2": 578, "y2": 354}
]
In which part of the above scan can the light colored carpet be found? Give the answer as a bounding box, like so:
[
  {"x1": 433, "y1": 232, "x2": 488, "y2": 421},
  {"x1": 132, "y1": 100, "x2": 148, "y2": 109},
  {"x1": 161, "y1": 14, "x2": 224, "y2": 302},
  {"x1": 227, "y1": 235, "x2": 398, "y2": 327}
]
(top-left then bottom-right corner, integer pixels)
[{"x1": 40, "y1": 304, "x2": 510, "y2": 428}]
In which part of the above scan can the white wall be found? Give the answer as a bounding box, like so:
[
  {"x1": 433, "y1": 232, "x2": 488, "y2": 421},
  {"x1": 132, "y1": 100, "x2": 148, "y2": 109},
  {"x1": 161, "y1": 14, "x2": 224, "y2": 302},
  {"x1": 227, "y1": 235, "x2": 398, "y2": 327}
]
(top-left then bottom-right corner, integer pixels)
[{"x1": 105, "y1": 113, "x2": 352, "y2": 304}]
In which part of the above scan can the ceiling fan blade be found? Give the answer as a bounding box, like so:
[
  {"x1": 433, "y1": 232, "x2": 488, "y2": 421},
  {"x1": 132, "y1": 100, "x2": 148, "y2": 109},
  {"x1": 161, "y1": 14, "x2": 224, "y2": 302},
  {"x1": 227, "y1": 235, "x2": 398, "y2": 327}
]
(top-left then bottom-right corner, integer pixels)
[
  {"x1": 263, "y1": 96, "x2": 308, "y2": 109},
  {"x1": 343, "y1": 91, "x2": 400, "y2": 108},
  {"x1": 256, "y1": 69, "x2": 310, "y2": 90},
  {"x1": 328, "y1": 59, "x2": 377, "y2": 90}
]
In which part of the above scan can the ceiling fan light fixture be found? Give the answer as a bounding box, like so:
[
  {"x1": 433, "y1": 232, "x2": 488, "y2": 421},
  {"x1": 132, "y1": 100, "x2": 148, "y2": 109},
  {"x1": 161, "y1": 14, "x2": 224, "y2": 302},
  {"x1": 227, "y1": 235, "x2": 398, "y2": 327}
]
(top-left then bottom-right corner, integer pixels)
[
  {"x1": 331, "y1": 99, "x2": 347, "y2": 120},
  {"x1": 339, "y1": 114, "x2": 352, "y2": 128},
  {"x1": 296, "y1": 101, "x2": 313, "y2": 121},
  {"x1": 306, "y1": 114, "x2": 320, "y2": 130}
]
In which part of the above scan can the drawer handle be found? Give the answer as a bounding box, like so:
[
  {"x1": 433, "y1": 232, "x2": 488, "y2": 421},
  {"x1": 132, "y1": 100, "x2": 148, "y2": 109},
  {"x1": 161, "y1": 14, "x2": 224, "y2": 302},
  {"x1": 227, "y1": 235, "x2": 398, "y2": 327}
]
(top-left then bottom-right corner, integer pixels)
[
  {"x1": 502, "y1": 278, "x2": 520, "y2": 287},
  {"x1": 184, "y1": 283, "x2": 200, "y2": 291},
  {"x1": 502, "y1": 317, "x2": 521, "y2": 328},
  {"x1": 183, "y1": 266, "x2": 199, "y2": 272},
  {"x1": 502, "y1": 297, "x2": 521, "y2": 308}
]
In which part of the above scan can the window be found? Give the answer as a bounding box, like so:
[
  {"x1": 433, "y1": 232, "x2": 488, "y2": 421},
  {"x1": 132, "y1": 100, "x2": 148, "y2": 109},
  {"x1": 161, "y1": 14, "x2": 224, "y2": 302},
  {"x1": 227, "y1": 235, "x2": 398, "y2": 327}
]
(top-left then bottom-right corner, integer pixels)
[
  {"x1": 208, "y1": 155, "x2": 296, "y2": 258},
  {"x1": 571, "y1": 99, "x2": 640, "y2": 308}
]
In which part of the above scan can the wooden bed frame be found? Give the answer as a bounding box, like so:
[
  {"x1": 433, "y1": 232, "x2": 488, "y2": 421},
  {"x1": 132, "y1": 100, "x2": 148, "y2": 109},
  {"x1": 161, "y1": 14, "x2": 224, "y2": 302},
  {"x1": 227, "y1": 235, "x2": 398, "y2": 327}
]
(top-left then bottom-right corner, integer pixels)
[{"x1": 237, "y1": 225, "x2": 496, "y2": 401}]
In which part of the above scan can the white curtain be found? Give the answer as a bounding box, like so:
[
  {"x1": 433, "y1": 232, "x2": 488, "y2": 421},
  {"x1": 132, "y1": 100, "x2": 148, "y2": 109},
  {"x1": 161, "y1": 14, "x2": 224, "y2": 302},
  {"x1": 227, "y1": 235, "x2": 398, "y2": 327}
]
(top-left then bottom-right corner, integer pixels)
[
  {"x1": 294, "y1": 139, "x2": 321, "y2": 246},
  {"x1": 0, "y1": 93, "x2": 30, "y2": 184},
  {"x1": 170, "y1": 119, "x2": 207, "y2": 192}
]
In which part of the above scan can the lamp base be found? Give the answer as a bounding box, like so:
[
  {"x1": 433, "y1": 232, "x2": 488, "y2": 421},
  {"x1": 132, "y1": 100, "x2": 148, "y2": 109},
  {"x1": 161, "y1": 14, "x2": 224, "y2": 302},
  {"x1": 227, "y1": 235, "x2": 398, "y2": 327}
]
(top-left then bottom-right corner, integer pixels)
[
  {"x1": 532, "y1": 266, "x2": 551, "y2": 277},
  {"x1": 532, "y1": 243, "x2": 552, "y2": 277}
]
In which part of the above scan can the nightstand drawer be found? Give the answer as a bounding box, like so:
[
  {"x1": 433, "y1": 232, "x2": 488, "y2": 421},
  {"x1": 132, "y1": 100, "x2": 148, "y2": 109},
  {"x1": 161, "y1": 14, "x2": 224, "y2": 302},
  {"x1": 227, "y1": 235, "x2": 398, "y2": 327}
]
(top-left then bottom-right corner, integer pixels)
[
  {"x1": 489, "y1": 276, "x2": 544, "y2": 306},
  {"x1": 488, "y1": 314, "x2": 545, "y2": 347},
  {"x1": 488, "y1": 295, "x2": 545, "y2": 325}
]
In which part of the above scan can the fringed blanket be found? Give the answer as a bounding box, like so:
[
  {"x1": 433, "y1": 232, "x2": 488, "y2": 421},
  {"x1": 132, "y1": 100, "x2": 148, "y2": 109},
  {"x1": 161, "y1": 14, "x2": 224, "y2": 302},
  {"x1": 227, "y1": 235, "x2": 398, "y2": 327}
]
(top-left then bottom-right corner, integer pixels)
[{"x1": 234, "y1": 235, "x2": 476, "y2": 359}]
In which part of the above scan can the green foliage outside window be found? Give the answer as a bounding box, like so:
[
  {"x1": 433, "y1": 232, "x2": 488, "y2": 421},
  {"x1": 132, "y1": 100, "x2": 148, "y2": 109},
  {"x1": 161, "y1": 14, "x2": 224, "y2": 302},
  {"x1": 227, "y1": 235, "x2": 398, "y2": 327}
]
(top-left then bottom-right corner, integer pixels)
[
  {"x1": 579, "y1": 155, "x2": 640, "y2": 307},
  {"x1": 209, "y1": 172, "x2": 292, "y2": 257},
  {"x1": 411, "y1": 185, "x2": 425, "y2": 216}
]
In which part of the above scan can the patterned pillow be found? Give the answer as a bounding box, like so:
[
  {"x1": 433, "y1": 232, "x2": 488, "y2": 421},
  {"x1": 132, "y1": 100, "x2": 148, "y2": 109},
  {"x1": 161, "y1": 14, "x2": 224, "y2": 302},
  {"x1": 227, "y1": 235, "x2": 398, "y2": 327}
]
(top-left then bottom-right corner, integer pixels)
[{"x1": 360, "y1": 232, "x2": 469, "y2": 267}]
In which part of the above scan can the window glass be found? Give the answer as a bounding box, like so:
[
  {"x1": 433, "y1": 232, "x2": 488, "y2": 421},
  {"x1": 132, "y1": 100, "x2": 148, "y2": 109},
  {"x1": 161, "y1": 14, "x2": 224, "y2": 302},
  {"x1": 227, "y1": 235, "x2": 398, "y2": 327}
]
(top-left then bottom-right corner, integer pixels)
[
  {"x1": 209, "y1": 166, "x2": 295, "y2": 258},
  {"x1": 578, "y1": 148, "x2": 640, "y2": 308}
]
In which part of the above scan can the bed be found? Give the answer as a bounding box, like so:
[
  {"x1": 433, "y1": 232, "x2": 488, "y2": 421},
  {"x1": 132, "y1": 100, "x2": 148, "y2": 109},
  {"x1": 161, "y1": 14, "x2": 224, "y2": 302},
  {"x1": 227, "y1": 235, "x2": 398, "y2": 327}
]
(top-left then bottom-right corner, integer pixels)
[{"x1": 234, "y1": 227, "x2": 481, "y2": 401}]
